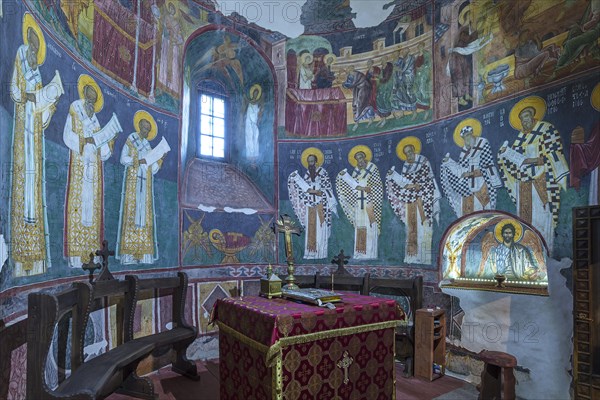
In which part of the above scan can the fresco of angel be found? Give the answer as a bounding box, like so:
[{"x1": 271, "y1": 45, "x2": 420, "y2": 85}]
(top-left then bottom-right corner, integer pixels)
[
  {"x1": 193, "y1": 35, "x2": 244, "y2": 88},
  {"x1": 477, "y1": 218, "x2": 546, "y2": 281}
]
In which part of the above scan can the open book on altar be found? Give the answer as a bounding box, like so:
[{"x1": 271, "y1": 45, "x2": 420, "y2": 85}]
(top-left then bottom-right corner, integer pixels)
[{"x1": 282, "y1": 288, "x2": 342, "y2": 306}]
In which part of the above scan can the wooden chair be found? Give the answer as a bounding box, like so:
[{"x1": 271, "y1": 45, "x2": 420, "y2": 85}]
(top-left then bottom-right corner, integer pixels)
[
  {"x1": 366, "y1": 276, "x2": 423, "y2": 376},
  {"x1": 26, "y1": 273, "x2": 198, "y2": 400},
  {"x1": 293, "y1": 274, "x2": 318, "y2": 288},
  {"x1": 478, "y1": 350, "x2": 517, "y2": 400},
  {"x1": 315, "y1": 272, "x2": 370, "y2": 295}
]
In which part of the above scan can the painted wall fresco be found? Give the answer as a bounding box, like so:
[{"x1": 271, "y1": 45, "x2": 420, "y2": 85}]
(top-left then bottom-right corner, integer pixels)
[
  {"x1": 440, "y1": 212, "x2": 548, "y2": 284},
  {"x1": 179, "y1": 28, "x2": 278, "y2": 268},
  {"x1": 0, "y1": 8, "x2": 180, "y2": 291},
  {"x1": 182, "y1": 29, "x2": 276, "y2": 202},
  {"x1": 280, "y1": 1, "x2": 435, "y2": 138},
  {"x1": 24, "y1": 0, "x2": 211, "y2": 112},
  {"x1": 181, "y1": 209, "x2": 275, "y2": 267},
  {"x1": 434, "y1": 0, "x2": 600, "y2": 117},
  {"x1": 19, "y1": 0, "x2": 600, "y2": 126},
  {"x1": 278, "y1": 74, "x2": 599, "y2": 267}
]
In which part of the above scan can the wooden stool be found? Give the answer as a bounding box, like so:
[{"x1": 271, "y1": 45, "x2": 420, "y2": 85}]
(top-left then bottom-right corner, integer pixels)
[{"x1": 478, "y1": 350, "x2": 517, "y2": 400}]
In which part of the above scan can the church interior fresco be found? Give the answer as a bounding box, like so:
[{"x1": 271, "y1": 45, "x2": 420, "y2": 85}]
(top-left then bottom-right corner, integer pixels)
[
  {"x1": 0, "y1": 0, "x2": 598, "y2": 288},
  {"x1": 440, "y1": 211, "x2": 549, "y2": 287},
  {"x1": 0, "y1": 3, "x2": 596, "y2": 398},
  {"x1": 0, "y1": 4, "x2": 182, "y2": 293},
  {"x1": 280, "y1": 73, "x2": 599, "y2": 268}
]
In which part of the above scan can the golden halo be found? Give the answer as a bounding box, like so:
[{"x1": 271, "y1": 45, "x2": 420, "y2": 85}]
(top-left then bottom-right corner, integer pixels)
[
  {"x1": 348, "y1": 145, "x2": 372, "y2": 167},
  {"x1": 453, "y1": 118, "x2": 482, "y2": 147},
  {"x1": 509, "y1": 96, "x2": 546, "y2": 131},
  {"x1": 166, "y1": 1, "x2": 178, "y2": 15},
  {"x1": 301, "y1": 147, "x2": 324, "y2": 169},
  {"x1": 134, "y1": 110, "x2": 158, "y2": 141},
  {"x1": 458, "y1": 5, "x2": 471, "y2": 27},
  {"x1": 209, "y1": 229, "x2": 224, "y2": 244},
  {"x1": 494, "y1": 218, "x2": 523, "y2": 243},
  {"x1": 77, "y1": 74, "x2": 104, "y2": 113},
  {"x1": 249, "y1": 83, "x2": 262, "y2": 101},
  {"x1": 324, "y1": 54, "x2": 336, "y2": 65},
  {"x1": 22, "y1": 12, "x2": 46, "y2": 66},
  {"x1": 591, "y1": 82, "x2": 600, "y2": 112},
  {"x1": 396, "y1": 136, "x2": 422, "y2": 161},
  {"x1": 299, "y1": 52, "x2": 313, "y2": 65}
]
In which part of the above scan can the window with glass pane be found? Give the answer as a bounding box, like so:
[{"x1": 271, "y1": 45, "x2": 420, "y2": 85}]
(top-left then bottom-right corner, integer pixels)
[{"x1": 199, "y1": 94, "x2": 226, "y2": 158}]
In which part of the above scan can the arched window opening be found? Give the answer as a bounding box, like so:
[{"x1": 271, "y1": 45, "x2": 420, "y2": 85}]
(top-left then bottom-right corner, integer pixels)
[{"x1": 197, "y1": 80, "x2": 228, "y2": 160}]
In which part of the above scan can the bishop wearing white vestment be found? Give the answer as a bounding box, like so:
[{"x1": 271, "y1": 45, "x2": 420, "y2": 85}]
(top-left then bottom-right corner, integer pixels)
[
  {"x1": 63, "y1": 75, "x2": 121, "y2": 268},
  {"x1": 116, "y1": 111, "x2": 167, "y2": 264}
]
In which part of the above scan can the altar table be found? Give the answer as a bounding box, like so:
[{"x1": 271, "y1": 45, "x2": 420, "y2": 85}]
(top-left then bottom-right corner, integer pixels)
[
  {"x1": 212, "y1": 293, "x2": 404, "y2": 400},
  {"x1": 285, "y1": 88, "x2": 348, "y2": 137}
]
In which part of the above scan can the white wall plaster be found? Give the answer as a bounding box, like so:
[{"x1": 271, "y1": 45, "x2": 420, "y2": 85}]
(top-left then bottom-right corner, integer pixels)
[
  {"x1": 442, "y1": 258, "x2": 573, "y2": 400},
  {"x1": 215, "y1": 0, "x2": 393, "y2": 39}
]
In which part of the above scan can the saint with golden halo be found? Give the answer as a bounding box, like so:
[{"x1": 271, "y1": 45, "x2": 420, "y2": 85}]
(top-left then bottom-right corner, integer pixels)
[
  {"x1": 336, "y1": 145, "x2": 383, "y2": 259},
  {"x1": 315, "y1": 53, "x2": 336, "y2": 89},
  {"x1": 570, "y1": 82, "x2": 600, "y2": 205},
  {"x1": 64, "y1": 74, "x2": 123, "y2": 269},
  {"x1": 9, "y1": 12, "x2": 61, "y2": 276},
  {"x1": 288, "y1": 147, "x2": 338, "y2": 259},
  {"x1": 498, "y1": 95, "x2": 569, "y2": 251},
  {"x1": 116, "y1": 110, "x2": 168, "y2": 265},
  {"x1": 478, "y1": 217, "x2": 546, "y2": 281},
  {"x1": 245, "y1": 83, "x2": 263, "y2": 160},
  {"x1": 440, "y1": 117, "x2": 502, "y2": 217},
  {"x1": 386, "y1": 136, "x2": 440, "y2": 264},
  {"x1": 298, "y1": 52, "x2": 314, "y2": 89}
]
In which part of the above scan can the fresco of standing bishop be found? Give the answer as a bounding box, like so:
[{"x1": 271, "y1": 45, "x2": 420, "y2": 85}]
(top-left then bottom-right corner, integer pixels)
[
  {"x1": 288, "y1": 147, "x2": 338, "y2": 259},
  {"x1": 10, "y1": 13, "x2": 63, "y2": 276},
  {"x1": 116, "y1": 111, "x2": 170, "y2": 264}
]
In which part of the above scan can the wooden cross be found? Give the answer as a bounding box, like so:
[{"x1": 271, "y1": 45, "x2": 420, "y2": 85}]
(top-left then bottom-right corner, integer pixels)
[
  {"x1": 331, "y1": 249, "x2": 351, "y2": 275},
  {"x1": 337, "y1": 351, "x2": 354, "y2": 384},
  {"x1": 82, "y1": 252, "x2": 101, "y2": 283},
  {"x1": 95, "y1": 240, "x2": 115, "y2": 281},
  {"x1": 272, "y1": 214, "x2": 302, "y2": 263}
]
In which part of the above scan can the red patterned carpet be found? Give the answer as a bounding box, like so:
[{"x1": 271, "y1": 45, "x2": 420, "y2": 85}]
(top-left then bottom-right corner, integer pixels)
[{"x1": 107, "y1": 360, "x2": 476, "y2": 400}]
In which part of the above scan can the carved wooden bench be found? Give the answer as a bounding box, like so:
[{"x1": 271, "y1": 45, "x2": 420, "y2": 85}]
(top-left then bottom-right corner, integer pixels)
[{"x1": 27, "y1": 272, "x2": 198, "y2": 400}]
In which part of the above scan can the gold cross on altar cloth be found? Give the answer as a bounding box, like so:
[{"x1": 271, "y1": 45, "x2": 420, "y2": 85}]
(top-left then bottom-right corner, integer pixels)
[{"x1": 337, "y1": 351, "x2": 354, "y2": 384}]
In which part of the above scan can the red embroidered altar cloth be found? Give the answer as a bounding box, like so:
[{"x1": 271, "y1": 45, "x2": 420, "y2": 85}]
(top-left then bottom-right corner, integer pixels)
[
  {"x1": 213, "y1": 293, "x2": 404, "y2": 400},
  {"x1": 285, "y1": 88, "x2": 348, "y2": 137}
]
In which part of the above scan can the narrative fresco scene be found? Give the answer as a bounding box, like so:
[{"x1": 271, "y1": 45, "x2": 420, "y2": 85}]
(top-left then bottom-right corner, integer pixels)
[{"x1": 0, "y1": 0, "x2": 599, "y2": 399}]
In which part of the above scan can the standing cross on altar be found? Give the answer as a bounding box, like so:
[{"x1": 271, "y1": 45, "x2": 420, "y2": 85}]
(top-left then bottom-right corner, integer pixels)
[{"x1": 272, "y1": 214, "x2": 302, "y2": 289}]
